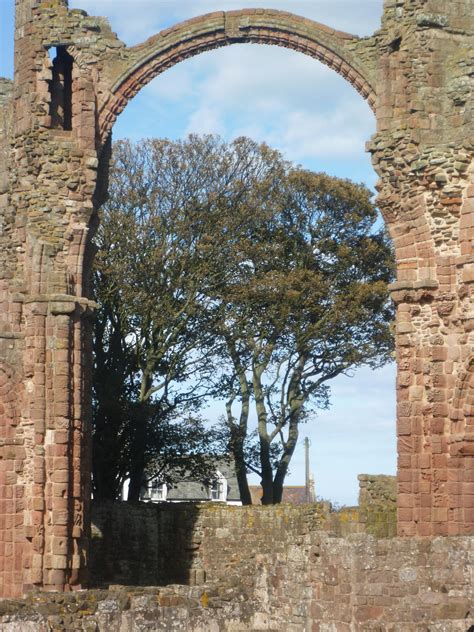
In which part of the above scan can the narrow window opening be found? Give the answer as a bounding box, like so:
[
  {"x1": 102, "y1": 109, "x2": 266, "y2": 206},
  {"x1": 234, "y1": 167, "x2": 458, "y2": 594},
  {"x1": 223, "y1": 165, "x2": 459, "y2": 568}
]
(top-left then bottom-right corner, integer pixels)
[
  {"x1": 48, "y1": 46, "x2": 73, "y2": 130},
  {"x1": 389, "y1": 37, "x2": 402, "y2": 53}
]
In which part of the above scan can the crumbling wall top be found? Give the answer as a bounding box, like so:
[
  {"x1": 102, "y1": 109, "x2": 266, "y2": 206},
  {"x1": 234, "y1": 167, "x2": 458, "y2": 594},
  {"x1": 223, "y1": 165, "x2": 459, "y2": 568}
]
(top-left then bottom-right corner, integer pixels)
[
  {"x1": 0, "y1": 78, "x2": 13, "y2": 108},
  {"x1": 0, "y1": 78, "x2": 12, "y2": 165}
]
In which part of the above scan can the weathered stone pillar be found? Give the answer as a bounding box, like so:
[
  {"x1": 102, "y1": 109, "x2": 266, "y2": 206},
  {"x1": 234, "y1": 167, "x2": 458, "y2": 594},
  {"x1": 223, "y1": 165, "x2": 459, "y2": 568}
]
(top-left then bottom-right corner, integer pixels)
[
  {"x1": 20, "y1": 292, "x2": 93, "y2": 591},
  {"x1": 369, "y1": 0, "x2": 474, "y2": 535},
  {"x1": 0, "y1": 0, "x2": 96, "y2": 596}
]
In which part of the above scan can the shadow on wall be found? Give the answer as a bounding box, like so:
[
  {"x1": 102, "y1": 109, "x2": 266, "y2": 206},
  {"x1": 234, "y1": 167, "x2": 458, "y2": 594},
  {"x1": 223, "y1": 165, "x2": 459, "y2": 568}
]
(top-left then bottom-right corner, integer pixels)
[
  {"x1": 90, "y1": 500, "x2": 329, "y2": 590},
  {"x1": 90, "y1": 475, "x2": 398, "y2": 588},
  {"x1": 90, "y1": 501, "x2": 202, "y2": 587}
]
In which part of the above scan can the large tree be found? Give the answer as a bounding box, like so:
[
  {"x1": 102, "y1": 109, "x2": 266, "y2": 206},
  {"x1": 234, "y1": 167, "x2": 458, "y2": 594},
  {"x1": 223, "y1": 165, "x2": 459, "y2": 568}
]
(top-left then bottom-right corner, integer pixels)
[
  {"x1": 92, "y1": 136, "x2": 285, "y2": 500},
  {"x1": 208, "y1": 169, "x2": 394, "y2": 504},
  {"x1": 92, "y1": 135, "x2": 394, "y2": 504}
]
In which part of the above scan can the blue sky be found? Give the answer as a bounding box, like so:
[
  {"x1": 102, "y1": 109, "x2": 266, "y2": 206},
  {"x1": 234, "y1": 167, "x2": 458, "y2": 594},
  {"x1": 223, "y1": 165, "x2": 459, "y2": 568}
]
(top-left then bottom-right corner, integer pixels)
[{"x1": 1, "y1": 0, "x2": 395, "y2": 505}]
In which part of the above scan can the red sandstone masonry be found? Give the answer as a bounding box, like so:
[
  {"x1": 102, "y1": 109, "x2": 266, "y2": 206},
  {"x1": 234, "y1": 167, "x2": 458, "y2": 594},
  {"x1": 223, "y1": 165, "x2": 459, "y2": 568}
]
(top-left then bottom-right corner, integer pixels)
[
  {"x1": 87, "y1": 502, "x2": 474, "y2": 631},
  {"x1": 0, "y1": 0, "x2": 472, "y2": 598}
]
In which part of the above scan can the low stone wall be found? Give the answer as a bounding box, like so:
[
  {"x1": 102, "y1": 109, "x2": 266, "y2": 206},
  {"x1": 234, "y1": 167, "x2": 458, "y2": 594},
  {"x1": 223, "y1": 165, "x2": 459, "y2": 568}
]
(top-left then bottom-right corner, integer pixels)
[
  {"x1": 0, "y1": 521, "x2": 473, "y2": 630},
  {"x1": 90, "y1": 501, "x2": 326, "y2": 587},
  {"x1": 87, "y1": 502, "x2": 474, "y2": 630},
  {"x1": 358, "y1": 474, "x2": 397, "y2": 537},
  {"x1": 0, "y1": 585, "x2": 268, "y2": 631},
  {"x1": 89, "y1": 475, "x2": 398, "y2": 588}
]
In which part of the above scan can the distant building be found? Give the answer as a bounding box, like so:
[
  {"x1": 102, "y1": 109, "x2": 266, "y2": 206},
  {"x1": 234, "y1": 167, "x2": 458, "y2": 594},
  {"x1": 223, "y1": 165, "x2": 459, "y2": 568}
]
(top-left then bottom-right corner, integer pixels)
[
  {"x1": 249, "y1": 480, "x2": 316, "y2": 505},
  {"x1": 122, "y1": 457, "x2": 316, "y2": 506},
  {"x1": 122, "y1": 459, "x2": 242, "y2": 506}
]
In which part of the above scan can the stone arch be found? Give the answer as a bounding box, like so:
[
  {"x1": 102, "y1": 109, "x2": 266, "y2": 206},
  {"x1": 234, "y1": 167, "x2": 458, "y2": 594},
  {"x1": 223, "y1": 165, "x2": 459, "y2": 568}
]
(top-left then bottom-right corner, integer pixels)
[
  {"x1": 450, "y1": 355, "x2": 474, "y2": 459},
  {"x1": 98, "y1": 10, "x2": 376, "y2": 142}
]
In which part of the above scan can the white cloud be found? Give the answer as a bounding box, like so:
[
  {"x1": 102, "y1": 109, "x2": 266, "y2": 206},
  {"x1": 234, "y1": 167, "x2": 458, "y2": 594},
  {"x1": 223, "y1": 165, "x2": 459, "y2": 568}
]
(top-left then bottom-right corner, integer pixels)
[
  {"x1": 70, "y1": 1, "x2": 384, "y2": 45},
  {"x1": 267, "y1": 106, "x2": 373, "y2": 161},
  {"x1": 128, "y1": 43, "x2": 376, "y2": 171},
  {"x1": 186, "y1": 104, "x2": 226, "y2": 136}
]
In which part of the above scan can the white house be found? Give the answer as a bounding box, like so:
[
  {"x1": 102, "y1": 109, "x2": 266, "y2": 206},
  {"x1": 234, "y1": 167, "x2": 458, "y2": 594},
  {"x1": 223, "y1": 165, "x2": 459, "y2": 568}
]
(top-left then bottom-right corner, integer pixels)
[{"x1": 121, "y1": 460, "x2": 242, "y2": 505}]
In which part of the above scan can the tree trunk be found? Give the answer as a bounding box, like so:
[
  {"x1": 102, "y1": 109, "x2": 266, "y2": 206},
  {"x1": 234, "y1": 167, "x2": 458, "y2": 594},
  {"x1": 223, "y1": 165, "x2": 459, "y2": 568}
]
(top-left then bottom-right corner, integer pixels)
[
  {"x1": 92, "y1": 399, "x2": 124, "y2": 500},
  {"x1": 92, "y1": 306, "x2": 132, "y2": 501},
  {"x1": 273, "y1": 415, "x2": 300, "y2": 504},
  {"x1": 253, "y1": 362, "x2": 274, "y2": 504},
  {"x1": 259, "y1": 436, "x2": 274, "y2": 504},
  {"x1": 127, "y1": 394, "x2": 149, "y2": 503},
  {"x1": 233, "y1": 440, "x2": 252, "y2": 505},
  {"x1": 127, "y1": 462, "x2": 145, "y2": 502},
  {"x1": 225, "y1": 348, "x2": 253, "y2": 506},
  {"x1": 272, "y1": 462, "x2": 288, "y2": 504},
  {"x1": 92, "y1": 442, "x2": 121, "y2": 500},
  {"x1": 228, "y1": 420, "x2": 252, "y2": 505}
]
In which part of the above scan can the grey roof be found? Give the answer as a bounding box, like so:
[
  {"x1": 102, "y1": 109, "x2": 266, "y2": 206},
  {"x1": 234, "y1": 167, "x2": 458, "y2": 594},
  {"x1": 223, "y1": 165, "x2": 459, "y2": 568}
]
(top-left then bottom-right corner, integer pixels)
[{"x1": 143, "y1": 457, "x2": 241, "y2": 502}]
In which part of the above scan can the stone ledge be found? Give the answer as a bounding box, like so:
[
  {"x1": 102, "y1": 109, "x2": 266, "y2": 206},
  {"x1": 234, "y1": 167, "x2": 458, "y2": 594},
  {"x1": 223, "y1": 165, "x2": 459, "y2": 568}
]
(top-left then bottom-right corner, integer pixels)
[
  {"x1": 388, "y1": 279, "x2": 439, "y2": 292},
  {"x1": 0, "y1": 331, "x2": 24, "y2": 339},
  {"x1": 24, "y1": 294, "x2": 97, "y2": 308}
]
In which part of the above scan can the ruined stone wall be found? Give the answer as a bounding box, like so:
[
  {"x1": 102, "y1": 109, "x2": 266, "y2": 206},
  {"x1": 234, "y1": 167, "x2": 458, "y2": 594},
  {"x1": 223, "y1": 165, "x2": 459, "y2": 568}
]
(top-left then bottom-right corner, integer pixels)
[
  {"x1": 358, "y1": 474, "x2": 397, "y2": 537},
  {"x1": 90, "y1": 501, "x2": 326, "y2": 588},
  {"x1": 90, "y1": 499, "x2": 398, "y2": 587},
  {"x1": 0, "y1": 79, "x2": 12, "y2": 209},
  {"x1": 0, "y1": 502, "x2": 472, "y2": 630},
  {"x1": 321, "y1": 474, "x2": 398, "y2": 538},
  {"x1": 367, "y1": 0, "x2": 474, "y2": 538},
  {"x1": 0, "y1": 77, "x2": 28, "y2": 602},
  {"x1": 0, "y1": 0, "x2": 385, "y2": 598},
  {"x1": 0, "y1": 78, "x2": 14, "y2": 327},
  {"x1": 1, "y1": 0, "x2": 474, "y2": 598}
]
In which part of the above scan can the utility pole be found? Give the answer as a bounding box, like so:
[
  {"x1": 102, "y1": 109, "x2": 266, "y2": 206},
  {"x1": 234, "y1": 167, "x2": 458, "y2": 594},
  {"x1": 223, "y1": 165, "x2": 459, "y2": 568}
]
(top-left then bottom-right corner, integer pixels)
[{"x1": 305, "y1": 437, "x2": 310, "y2": 503}]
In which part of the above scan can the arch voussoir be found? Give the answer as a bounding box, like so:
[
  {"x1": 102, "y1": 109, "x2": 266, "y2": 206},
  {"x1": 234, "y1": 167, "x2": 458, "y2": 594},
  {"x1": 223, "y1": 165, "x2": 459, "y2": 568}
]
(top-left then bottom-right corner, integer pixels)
[{"x1": 98, "y1": 9, "x2": 376, "y2": 141}]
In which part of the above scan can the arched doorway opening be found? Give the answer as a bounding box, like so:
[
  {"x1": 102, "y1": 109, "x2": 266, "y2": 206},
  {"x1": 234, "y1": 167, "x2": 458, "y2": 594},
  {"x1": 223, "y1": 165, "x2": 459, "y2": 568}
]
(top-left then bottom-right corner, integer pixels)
[{"x1": 88, "y1": 10, "x2": 394, "y2": 510}]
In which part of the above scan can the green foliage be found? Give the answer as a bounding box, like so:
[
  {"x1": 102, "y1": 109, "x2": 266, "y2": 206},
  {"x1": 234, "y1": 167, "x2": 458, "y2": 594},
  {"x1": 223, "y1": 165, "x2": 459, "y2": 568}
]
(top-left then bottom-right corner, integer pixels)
[
  {"x1": 201, "y1": 154, "x2": 395, "y2": 504},
  {"x1": 92, "y1": 134, "x2": 395, "y2": 504}
]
